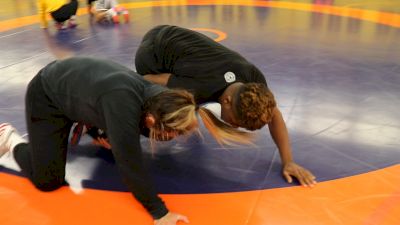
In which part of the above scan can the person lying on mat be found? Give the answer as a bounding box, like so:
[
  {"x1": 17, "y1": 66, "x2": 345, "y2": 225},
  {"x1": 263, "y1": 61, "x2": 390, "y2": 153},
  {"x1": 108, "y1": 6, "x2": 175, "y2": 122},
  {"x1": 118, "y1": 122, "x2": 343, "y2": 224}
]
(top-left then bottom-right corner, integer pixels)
[{"x1": 0, "y1": 57, "x2": 253, "y2": 225}]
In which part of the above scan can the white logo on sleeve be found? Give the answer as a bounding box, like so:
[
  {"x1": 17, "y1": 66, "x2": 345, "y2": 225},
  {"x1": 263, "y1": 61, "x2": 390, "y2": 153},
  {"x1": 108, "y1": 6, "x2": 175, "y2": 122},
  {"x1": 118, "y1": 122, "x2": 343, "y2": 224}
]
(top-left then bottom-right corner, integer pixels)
[{"x1": 224, "y1": 71, "x2": 236, "y2": 83}]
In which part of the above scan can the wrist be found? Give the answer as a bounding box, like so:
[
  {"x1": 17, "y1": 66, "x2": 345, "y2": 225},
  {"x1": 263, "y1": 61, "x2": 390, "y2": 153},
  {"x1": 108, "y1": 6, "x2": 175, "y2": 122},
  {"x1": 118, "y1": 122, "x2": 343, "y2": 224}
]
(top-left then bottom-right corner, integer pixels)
[{"x1": 281, "y1": 158, "x2": 294, "y2": 166}]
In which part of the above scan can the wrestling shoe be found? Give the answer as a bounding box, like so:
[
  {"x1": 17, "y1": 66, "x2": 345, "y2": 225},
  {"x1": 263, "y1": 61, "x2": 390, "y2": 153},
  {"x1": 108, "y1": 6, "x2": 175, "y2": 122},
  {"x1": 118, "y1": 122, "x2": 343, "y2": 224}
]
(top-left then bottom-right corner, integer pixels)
[
  {"x1": 123, "y1": 11, "x2": 129, "y2": 23},
  {"x1": 0, "y1": 123, "x2": 26, "y2": 157},
  {"x1": 55, "y1": 22, "x2": 68, "y2": 30},
  {"x1": 112, "y1": 15, "x2": 119, "y2": 24},
  {"x1": 68, "y1": 16, "x2": 78, "y2": 28}
]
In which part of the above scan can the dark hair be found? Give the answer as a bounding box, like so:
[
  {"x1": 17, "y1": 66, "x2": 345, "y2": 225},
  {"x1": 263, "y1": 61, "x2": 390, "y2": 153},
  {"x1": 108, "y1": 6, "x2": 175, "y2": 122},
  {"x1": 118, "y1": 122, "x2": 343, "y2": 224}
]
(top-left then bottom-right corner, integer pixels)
[{"x1": 233, "y1": 83, "x2": 276, "y2": 130}]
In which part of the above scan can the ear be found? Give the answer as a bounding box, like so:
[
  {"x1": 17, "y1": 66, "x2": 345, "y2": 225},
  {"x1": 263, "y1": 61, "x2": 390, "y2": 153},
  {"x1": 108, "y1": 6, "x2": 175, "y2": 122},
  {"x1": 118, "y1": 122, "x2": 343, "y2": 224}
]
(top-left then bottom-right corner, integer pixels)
[
  {"x1": 145, "y1": 114, "x2": 156, "y2": 128},
  {"x1": 222, "y1": 95, "x2": 232, "y2": 108},
  {"x1": 222, "y1": 95, "x2": 232, "y2": 105}
]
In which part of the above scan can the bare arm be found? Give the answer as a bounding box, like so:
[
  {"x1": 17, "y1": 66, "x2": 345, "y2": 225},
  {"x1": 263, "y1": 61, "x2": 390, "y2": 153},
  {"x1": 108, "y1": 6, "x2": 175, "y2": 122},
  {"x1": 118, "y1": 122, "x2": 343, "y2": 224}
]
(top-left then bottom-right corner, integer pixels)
[
  {"x1": 268, "y1": 107, "x2": 317, "y2": 187},
  {"x1": 143, "y1": 73, "x2": 172, "y2": 86},
  {"x1": 268, "y1": 108, "x2": 293, "y2": 164}
]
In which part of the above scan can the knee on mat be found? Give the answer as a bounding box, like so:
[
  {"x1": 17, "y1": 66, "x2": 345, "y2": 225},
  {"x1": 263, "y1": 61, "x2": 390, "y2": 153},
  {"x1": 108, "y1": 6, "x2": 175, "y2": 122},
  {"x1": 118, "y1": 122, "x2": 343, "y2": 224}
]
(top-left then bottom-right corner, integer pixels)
[{"x1": 33, "y1": 179, "x2": 65, "y2": 192}]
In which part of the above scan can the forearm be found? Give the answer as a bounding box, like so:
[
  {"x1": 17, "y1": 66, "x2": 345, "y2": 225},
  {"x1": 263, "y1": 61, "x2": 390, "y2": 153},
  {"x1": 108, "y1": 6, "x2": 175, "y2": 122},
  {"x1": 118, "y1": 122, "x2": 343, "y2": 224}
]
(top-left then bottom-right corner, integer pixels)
[
  {"x1": 268, "y1": 108, "x2": 317, "y2": 186},
  {"x1": 268, "y1": 108, "x2": 293, "y2": 165},
  {"x1": 112, "y1": 141, "x2": 169, "y2": 219},
  {"x1": 101, "y1": 94, "x2": 169, "y2": 219}
]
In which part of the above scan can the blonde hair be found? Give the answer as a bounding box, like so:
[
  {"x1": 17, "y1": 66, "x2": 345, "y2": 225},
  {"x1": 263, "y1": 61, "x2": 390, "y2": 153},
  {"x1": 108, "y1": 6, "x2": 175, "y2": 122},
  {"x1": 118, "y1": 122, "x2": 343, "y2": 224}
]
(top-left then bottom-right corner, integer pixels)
[
  {"x1": 198, "y1": 107, "x2": 254, "y2": 145},
  {"x1": 145, "y1": 89, "x2": 254, "y2": 148}
]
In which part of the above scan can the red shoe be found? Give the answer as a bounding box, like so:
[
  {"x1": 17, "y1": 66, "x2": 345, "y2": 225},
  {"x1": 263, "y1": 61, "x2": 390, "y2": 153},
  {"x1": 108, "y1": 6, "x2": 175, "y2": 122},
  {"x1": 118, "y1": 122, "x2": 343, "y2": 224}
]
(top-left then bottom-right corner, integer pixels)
[
  {"x1": 112, "y1": 15, "x2": 119, "y2": 24},
  {"x1": 123, "y1": 12, "x2": 129, "y2": 23}
]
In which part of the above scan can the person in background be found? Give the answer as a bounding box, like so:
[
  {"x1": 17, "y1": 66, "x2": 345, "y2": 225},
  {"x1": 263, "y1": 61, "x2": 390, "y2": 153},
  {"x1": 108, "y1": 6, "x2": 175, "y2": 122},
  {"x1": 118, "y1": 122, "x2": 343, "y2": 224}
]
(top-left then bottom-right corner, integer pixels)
[
  {"x1": 37, "y1": 0, "x2": 78, "y2": 30},
  {"x1": 90, "y1": 0, "x2": 129, "y2": 24}
]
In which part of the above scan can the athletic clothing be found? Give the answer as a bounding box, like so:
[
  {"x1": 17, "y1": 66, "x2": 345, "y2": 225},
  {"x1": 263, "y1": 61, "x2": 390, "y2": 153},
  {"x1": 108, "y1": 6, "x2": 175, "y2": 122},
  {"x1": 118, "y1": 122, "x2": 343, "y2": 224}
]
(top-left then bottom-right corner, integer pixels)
[
  {"x1": 14, "y1": 57, "x2": 168, "y2": 219},
  {"x1": 135, "y1": 25, "x2": 267, "y2": 104},
  {"x1": 94, "y1": 0, "x2": 118, "y2": 11},
  {"x1": 50, "y1": 0, "x2": 78, "y2": 23},
  {"x1": 37, "y1": 0, "x2": 78, "y2": 27}
]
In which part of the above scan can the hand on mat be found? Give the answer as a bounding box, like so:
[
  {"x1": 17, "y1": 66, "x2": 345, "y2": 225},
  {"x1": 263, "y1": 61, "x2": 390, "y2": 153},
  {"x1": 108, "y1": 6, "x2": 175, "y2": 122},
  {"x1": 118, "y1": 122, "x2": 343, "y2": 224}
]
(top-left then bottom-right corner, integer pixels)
[
  {"x1": 282, "y1": 162, "x2": 316, "y2": 187},
  {"x1": 154, "y1": 212, "x2": 189, "y2": 225},
  {"x1": 92, "y1": 137, "x2": 112, "y2": 150}
]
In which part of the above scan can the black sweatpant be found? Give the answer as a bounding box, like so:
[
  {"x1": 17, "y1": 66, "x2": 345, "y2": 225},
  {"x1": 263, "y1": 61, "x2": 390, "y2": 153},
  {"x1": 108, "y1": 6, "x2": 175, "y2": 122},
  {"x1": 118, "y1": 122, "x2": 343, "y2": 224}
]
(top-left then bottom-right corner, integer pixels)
[
  {"x1": 135, "y1": 25, "x2": 166, "y2": 75},
  {"x1": 14, "y1": 73, "x2": 73, "y2": 191},
  {"x1": 51, "y1": 0, "x2": 78, "y2": 23}
]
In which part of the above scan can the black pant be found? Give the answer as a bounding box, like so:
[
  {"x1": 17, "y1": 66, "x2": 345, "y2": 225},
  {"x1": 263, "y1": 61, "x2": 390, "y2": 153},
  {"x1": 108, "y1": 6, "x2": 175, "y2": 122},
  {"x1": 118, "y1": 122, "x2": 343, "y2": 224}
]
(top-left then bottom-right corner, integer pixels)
[
  {"x1": 51, "y1": 0, "x2": 78, "y2": 23},
  {"x1": 135, "y1": 25, "x2": 166, "y2": 75},
  {"x1": 14, "y1": 73, "x2": 73, "y2": 191}
]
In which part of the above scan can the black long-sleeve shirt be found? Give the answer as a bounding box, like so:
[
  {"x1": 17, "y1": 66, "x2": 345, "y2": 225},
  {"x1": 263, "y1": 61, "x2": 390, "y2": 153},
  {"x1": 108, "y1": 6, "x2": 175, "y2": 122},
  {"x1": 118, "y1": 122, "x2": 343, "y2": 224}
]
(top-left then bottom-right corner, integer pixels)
[
  {"x1": 136, "y1": 25, "x2": 267, "y2": 104},
  {"x1": 39, "y1": 57, "x2": 168, "y2": 219}
]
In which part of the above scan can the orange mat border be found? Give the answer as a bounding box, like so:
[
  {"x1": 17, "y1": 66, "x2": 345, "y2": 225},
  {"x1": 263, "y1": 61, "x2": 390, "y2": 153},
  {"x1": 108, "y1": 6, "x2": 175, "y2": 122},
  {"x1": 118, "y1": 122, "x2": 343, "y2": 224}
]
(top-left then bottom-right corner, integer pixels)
[{"x1": 1, "y1": 164, "x2": 399, "y2": 225}]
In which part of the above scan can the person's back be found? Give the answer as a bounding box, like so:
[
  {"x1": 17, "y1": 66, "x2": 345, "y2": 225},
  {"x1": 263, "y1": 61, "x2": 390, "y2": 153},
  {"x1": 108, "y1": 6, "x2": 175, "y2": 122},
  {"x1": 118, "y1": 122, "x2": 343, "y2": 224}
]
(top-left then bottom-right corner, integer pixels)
[
  {"x1": 136, "y1": 25, "x2": 266, "y2": 103},
  {"x1": 40, "y1": 57, "x2": 163, "y2": 127},
  {"x1": 145, "y1": 25, "x2": 248, "y2": 77}
]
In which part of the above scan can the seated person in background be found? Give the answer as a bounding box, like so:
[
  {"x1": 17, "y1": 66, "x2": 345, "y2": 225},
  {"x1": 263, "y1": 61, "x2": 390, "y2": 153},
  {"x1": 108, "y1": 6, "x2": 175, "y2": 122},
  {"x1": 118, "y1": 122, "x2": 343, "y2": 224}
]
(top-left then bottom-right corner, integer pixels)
[
  {"x1": 37, "y1": 0, "x2": 78, "y2": 30},
  {"x1": 90, "y1": 0, "x2": 129, "y2": 24}
]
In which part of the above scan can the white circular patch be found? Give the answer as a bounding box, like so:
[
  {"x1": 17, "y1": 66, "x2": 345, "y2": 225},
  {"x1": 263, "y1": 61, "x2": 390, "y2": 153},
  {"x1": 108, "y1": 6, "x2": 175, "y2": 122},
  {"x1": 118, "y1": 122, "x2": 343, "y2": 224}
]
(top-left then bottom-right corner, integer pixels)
[{"x1": 224, "y1": 71, "x2": 236, "y2": 83}]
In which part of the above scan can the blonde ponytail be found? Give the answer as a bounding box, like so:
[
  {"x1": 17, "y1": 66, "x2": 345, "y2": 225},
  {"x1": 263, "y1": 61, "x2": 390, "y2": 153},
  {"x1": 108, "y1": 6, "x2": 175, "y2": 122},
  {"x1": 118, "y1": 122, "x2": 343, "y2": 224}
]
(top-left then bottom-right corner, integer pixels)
[
  {"x1": 146, "y1": 89, "x2": 255, "y2": 148},
  {"x1": 197, "y1": 107, "x2": 254, "y2": 146}
]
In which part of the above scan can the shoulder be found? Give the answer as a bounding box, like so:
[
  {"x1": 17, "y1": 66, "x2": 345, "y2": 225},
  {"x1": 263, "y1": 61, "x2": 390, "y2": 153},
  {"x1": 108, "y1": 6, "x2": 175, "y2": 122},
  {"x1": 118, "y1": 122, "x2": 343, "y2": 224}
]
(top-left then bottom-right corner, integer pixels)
[{"x1": 53, "y1": 57, "x2": 113, "y2": 67}]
